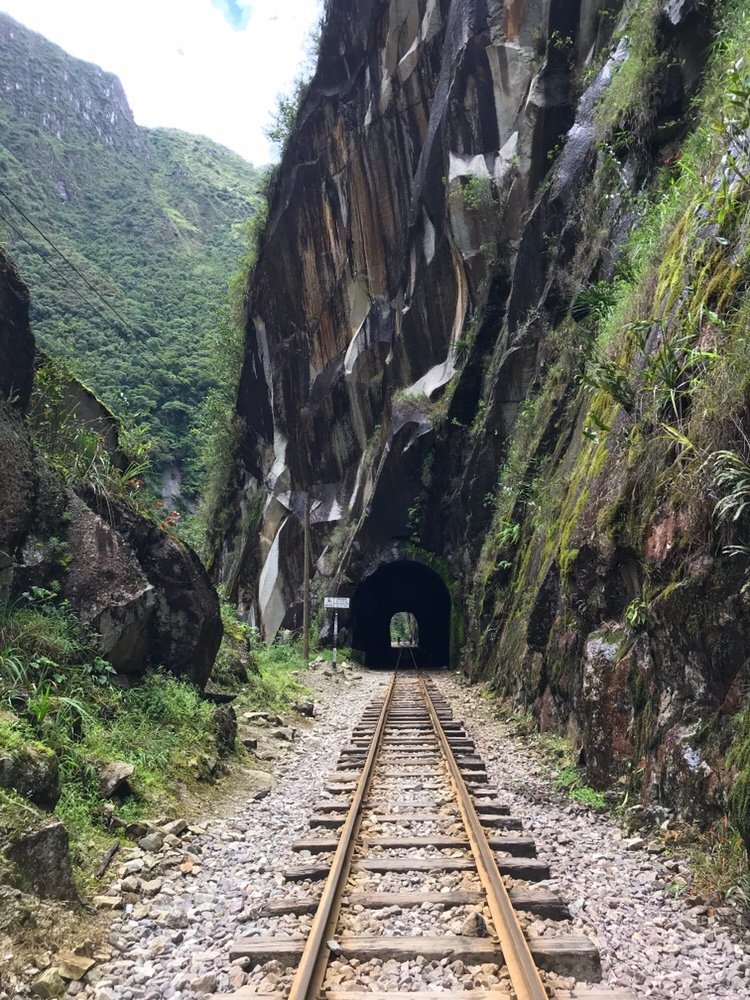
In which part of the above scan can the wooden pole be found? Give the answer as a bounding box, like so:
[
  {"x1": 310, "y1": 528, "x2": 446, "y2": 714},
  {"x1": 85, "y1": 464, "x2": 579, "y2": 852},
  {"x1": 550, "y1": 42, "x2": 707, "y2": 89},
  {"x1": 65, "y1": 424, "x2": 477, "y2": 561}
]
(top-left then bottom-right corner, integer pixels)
[{"x1": 302, "y1": 492, "x2": 311, "y2": 665}]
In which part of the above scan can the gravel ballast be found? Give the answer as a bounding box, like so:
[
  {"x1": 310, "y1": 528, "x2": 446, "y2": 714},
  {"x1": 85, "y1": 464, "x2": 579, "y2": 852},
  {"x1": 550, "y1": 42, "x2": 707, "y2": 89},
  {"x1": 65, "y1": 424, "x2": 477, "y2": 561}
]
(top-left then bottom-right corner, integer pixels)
[
  {"x1": 14, "y1": 666, "x2": 748, "y2": 999},
  {"x1": 439, "y1": 673, "x2": 750, "y2": 999}
]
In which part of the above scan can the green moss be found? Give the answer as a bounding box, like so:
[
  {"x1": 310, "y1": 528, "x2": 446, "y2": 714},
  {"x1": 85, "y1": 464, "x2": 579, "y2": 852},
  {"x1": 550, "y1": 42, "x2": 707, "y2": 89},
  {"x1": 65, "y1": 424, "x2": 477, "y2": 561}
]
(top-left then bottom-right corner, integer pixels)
[{"x1": 594, "y1": 0, "x2": 663, "y2": 140}]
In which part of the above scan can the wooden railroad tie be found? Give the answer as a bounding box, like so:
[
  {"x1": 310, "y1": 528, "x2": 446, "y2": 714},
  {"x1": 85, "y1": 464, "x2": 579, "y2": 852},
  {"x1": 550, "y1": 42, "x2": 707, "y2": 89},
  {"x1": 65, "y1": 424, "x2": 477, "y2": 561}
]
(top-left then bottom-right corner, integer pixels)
[
  {"x1": 282, "y1": 856, "x2": 550, "y2": 881},
  {"x1": 260, "y1": 886, "x2": 570, "y2": 920},
  {"x1": 292, "y1": 834, "x2": 537, "y2": 856},
  {"x1": 228, "y1": 933, "x2": 601, "y2": 980}
]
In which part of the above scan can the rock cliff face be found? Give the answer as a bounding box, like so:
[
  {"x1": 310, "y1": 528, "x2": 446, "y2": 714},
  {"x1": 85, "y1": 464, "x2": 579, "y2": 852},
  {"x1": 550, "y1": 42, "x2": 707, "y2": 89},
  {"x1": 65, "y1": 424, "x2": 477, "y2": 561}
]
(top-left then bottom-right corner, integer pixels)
[
  {"x1": 0, "y1": 252, "x2": 222, "y2": 687},
  {"x1": 0, "y1": 13, "x2": 140, "y2": 148},
  {"x1": 218, "y1": 0, "x2": 750, "y2": 841}
]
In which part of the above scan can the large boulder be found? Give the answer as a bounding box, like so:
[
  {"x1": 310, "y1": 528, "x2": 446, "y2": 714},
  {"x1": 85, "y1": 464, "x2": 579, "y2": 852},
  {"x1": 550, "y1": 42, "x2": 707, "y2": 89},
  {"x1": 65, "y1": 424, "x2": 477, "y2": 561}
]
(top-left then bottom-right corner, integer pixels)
[
  {"x1": 5, "y1": 819, "x2": 78, "y2": 900},
  {"x1": 63, "y1": 495, "x2": 156, "y2": 672},
  {"x1": 76, "y1": 489, "x2": 222, "y2": 688}
]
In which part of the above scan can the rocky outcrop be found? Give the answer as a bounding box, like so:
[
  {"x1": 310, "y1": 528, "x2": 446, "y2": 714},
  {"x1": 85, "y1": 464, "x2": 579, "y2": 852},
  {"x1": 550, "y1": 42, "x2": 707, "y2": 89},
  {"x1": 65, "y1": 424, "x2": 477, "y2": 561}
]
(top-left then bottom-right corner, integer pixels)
[
  {"x1": 0, "y1": 13, "x2": 140, "y2": 148},
  {"x1": 0, "y1": 250, "x2": 221, "y2": 686},
  {"x1": 0, "y1": 743, "x2": 60, "y2": 809},
  {"x1": 218, "y1": 0, "x2": 750, "y2": 837},
  {"x1": 5, "y1": 820, "x2": 78, "y2": 901},
  {"x1": 63, "y1": 496, "x2": 157, "y2": 671},
  {"x1": 77, "y1": 492, "x2": 222, "y2": 687}
]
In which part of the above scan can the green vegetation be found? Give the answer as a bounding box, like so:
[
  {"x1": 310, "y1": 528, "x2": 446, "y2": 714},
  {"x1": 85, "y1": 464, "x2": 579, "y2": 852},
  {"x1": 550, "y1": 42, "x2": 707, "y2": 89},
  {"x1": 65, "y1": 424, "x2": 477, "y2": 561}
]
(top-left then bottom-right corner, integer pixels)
[
  {"x1": 213, "y1": 600, "x2": 307, "y2": 707},
  {"x1": 462, "y1": 176, "x2": 494, "y2": 213},
  {"x1": 390, "y1": 612, "x2": 418, "y2": 645},
  {"x1": 539, "y1": 734, "x2": 608, "y2": 810},
  {"x1": 465, "y1": 0, "x2": 750, "y2": 859},
  {"x1": 0, "y1": 588, "x2": 215, "y2": 878},
  {"x1": 0, "y1": 586, "x2": 307, "y2": 887},
  {"x1": 727, "y1": 708, "x2": 750, "y2": 854},
  {"x1": 246, "y1": 634, "x2": 308, "y2": 709},
  {"x1": 594, "y1": 0, "x2": 663, "y2": 140},
  {"x1": 688, "y1": 823, "x2": 750, "y2": 903},
  {"x1": 0, "y1": 13, "x2": 262, "y2": 501},
  {"x1": 195, "y1": 196, "x2": 270, "y2": 551},
  {"x1": 264, "y1": 17, "x2": 322, "y2": 154},
  {"x1": 27, "y1": 355, "x2": 163, "y2": 525}
]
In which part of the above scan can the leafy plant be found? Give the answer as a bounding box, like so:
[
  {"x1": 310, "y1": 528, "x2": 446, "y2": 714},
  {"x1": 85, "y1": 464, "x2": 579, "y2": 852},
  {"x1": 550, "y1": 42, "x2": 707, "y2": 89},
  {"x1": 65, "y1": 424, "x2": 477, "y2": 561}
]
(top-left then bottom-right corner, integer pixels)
[
  {"x1": 265, "y1": 81, "x2": 310, "y2": 152},
  {"x1": 689, "y1": 823, "x2": 748, "y2": 903},
  {"x1": 28, "y1": 357, "x2": 157, "y2": 522},
  {"x1": 580, "y1": 351, "x2": 636, "y2": 412},
  {"x1": 643, "y1": 333, "x2": 717, "y2": 422},
  {"x1": 713, "y1": 449, "x2": 750, "y2": 525},
  {"x1": 571, "y1": 280, "x2": 619, "y2": 328},
  {"x1": 625, "y1": 597, "x2": 648, "y2": 630},
  {"x1": 496, "y1": 520, "x2": 521, "y2": 547},
  {"x1": 462, "y1": 176, "x2": 493, "y2": 213},
  {"x1": 26, "y1": 681, "x2": 54, "y2": 725}
]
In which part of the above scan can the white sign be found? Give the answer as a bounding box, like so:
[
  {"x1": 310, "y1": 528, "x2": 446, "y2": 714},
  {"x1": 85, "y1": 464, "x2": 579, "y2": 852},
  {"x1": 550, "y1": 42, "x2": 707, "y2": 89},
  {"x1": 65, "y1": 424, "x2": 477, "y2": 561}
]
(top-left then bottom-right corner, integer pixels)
[{"x1": 324, "y1": 596, "x2": 350, "y2": 609}]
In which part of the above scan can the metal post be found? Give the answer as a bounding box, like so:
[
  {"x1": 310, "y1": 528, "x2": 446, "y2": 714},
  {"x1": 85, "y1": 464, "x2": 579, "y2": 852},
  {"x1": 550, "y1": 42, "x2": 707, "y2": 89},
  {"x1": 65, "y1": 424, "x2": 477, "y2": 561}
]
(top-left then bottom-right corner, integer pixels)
[
  {"x1": 302, "y1": 492, "x2": 310, "y2": 665},
  {"x1": 333, "y1": 610, "x2": 339, "y2": 666}
]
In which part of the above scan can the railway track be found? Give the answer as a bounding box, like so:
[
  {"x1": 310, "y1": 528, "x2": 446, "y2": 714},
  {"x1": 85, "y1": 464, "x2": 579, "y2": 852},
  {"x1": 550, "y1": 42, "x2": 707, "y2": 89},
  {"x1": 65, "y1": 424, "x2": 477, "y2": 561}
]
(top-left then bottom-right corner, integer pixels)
[{"x1": 224, "y1": 673, "x2": 634, "y2": 999}]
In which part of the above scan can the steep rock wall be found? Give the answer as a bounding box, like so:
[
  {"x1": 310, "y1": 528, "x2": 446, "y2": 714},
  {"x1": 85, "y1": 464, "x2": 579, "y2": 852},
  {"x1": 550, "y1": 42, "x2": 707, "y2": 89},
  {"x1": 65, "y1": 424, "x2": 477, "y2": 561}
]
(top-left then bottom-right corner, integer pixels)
[
  {"x1": 219, "y1": 0, "x2": 750, "y2": 841},
  {"x1": 218, "y1": 0, "x2": 595, "y2": 625}
]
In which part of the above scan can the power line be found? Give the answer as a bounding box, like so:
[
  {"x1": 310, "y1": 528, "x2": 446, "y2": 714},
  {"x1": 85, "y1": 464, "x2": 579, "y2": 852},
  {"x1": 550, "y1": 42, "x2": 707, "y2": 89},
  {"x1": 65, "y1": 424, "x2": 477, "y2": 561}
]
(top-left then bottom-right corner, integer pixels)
[
  {"x1": 0, "y1": 208, "x2": 174, "y2": 379},
  {"x1": 0, "y1": 209, "x2": 128, "y2": 336},
  {"x1": 0, "y1": 184, "x2": 170, "y2": 366}
]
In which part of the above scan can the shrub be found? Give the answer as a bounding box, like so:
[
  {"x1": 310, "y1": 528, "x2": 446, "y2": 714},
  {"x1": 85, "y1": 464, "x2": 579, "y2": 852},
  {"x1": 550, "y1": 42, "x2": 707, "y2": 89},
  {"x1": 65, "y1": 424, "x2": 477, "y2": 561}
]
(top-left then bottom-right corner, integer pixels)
[{"x1": 462, "y1": 176, "x2": 493, "y2": 213}]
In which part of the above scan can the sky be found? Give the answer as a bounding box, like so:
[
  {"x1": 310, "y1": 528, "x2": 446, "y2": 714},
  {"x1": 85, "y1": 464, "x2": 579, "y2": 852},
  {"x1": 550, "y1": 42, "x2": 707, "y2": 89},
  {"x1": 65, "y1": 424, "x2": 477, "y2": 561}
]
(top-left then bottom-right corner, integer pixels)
[{"x1": 0, "y1": 0, "x2": 321, "y2": 164}]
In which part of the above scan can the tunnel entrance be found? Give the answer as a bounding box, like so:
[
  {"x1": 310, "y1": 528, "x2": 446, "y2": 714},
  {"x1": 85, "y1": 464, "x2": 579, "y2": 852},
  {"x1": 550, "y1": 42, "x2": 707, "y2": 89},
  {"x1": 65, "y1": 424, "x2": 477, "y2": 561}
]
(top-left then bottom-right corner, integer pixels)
[
  {"x1": 351, "y1": 560, "x2": 451, "y2": 668},
  {"x1": 390, "y1": 612, "x2": 419, "y2": 648}
]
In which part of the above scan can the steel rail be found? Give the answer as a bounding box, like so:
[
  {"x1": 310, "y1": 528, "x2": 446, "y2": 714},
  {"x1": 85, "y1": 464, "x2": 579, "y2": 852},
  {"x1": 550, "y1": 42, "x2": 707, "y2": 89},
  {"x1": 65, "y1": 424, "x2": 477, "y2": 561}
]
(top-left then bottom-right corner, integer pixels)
[
  {"x1": 288, "y1": 672, "x2": 397, "y2": 1000},
  {"x1": 418, "y1": 675, "x2": 548, "y2": 1000}
]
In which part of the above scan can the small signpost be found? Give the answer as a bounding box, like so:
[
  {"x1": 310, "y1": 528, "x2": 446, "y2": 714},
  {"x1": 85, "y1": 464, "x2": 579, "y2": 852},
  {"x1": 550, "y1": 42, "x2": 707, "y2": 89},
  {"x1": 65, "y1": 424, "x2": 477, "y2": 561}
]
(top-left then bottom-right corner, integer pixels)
[{"x1": 324, "y1": 596, "x2": 350, "y2": 665}]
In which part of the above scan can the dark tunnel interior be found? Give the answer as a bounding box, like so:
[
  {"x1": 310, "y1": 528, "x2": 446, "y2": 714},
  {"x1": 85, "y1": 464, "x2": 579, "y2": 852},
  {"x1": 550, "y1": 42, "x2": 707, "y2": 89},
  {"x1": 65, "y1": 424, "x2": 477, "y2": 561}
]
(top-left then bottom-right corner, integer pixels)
[{"x1": 351, "y1": 560, "x2": 451, "y2": 668}]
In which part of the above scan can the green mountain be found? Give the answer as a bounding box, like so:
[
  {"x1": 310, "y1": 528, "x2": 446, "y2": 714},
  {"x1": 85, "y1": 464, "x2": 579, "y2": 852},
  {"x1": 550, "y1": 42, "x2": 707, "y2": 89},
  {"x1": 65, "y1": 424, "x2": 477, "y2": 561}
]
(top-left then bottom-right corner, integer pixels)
[{"x1": 0, "y1": 11, "x2": 261, "y2": 498}]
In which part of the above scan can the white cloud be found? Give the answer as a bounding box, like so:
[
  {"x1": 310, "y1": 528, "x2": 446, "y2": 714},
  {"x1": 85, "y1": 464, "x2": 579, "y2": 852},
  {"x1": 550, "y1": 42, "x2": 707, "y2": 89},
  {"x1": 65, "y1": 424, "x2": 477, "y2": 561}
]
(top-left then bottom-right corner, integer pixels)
[{"x1": 0, "y1": 0, "x2": 321, "y2": 164}]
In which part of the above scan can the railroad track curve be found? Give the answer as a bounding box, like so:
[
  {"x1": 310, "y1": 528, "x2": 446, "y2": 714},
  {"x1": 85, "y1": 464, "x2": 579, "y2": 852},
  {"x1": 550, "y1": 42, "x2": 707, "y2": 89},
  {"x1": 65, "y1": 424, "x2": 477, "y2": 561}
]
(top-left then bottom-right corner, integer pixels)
[{"x1": 225, "y1": 672, "x2": 634, "y2": 1000}]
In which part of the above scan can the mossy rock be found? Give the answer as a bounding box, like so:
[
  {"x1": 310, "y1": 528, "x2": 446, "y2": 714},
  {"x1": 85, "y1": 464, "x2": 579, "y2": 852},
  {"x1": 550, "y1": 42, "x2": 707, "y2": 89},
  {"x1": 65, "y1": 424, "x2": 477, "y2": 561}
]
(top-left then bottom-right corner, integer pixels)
[{"x1": 0, "y1": 741, "x2": 60, "y2": 809}]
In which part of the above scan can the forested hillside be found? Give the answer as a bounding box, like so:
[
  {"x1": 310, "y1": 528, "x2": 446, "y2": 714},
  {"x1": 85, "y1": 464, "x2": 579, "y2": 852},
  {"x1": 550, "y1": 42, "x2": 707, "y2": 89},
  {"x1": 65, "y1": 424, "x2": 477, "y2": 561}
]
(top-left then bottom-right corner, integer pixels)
[{"x1": 0, "y1": 12, "x2": 261, "y2": 499}]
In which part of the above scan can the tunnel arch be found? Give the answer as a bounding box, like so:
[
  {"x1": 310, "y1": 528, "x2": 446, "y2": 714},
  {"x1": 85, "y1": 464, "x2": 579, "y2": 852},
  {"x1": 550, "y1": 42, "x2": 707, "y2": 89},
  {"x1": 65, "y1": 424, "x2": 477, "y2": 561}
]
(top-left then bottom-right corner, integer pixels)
[{"x1": 351, "y1": 560, "x2": 451, "y2": 668}]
